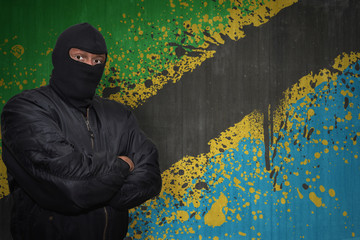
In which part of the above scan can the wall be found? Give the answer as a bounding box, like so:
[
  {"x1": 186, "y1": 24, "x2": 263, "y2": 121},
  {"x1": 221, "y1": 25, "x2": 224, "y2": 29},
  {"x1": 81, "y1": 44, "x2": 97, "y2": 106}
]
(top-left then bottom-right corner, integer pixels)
[{"x1": 1, "y1": 0, "x2": 360, "y2": 239}]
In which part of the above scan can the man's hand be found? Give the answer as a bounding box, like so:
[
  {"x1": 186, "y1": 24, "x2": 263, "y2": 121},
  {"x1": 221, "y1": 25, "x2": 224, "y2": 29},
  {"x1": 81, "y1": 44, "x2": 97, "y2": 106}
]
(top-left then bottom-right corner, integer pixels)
[{"x1": 118, "y1": 156, "x2": 134, "y2": 172}]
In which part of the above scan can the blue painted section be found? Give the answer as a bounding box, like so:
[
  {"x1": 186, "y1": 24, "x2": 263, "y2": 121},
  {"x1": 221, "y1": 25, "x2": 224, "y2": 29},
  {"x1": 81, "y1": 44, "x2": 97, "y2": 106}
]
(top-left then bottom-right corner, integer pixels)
[{"x1": 128, "y1": 61, "x2": 360, "y2": 239}]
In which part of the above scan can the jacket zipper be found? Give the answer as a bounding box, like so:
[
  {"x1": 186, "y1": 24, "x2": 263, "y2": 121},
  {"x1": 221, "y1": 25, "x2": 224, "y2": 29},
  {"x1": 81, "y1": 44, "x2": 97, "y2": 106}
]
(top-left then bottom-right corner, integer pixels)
[
  {"x1": 83, "y1": 108, "x2": 109, "y2": 240},
  {"x1": 84, "y1": 108, "x2": 95, "y2": 149}
]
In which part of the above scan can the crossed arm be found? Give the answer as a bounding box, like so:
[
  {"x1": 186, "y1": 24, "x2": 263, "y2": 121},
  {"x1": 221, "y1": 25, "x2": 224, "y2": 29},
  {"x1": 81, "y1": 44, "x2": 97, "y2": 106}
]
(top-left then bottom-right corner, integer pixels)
[
  {"x1": 118, "y1": 156, "x2": 134, "y2": 172},
  {"x1": 1, "y1": 95, "x2": 161, "y2": 214}
]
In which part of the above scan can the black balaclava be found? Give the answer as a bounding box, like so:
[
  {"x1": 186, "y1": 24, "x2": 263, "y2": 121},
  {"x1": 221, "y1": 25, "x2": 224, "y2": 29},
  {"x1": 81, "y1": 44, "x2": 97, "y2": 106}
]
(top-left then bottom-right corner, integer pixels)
[{"x1": 49, "y1": 23, "x2": 107, "y2": 114}]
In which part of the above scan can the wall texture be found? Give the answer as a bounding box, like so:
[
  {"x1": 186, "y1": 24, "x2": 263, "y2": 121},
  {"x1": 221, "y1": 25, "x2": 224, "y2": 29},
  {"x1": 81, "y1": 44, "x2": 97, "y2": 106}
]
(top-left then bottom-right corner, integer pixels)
[{"x1": 1, "y1": 0, "x2": 360, "y2": 239}]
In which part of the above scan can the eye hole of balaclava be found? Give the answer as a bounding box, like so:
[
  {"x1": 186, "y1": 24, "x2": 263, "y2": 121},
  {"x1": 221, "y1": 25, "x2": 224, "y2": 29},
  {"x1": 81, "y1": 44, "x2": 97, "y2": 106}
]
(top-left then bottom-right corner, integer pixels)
[
  {"x1": 49, "y1": 23, "x2": 108, "y2": 114},
  {"x1": 69, "y1": 48, "x2": 106, "y2": 66}
]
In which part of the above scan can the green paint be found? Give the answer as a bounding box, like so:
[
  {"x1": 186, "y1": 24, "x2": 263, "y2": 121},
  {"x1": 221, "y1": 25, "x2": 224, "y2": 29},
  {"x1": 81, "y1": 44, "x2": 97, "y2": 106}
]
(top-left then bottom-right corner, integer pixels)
[{"x1": 0, "y1": 0, "x2": 268, "y2": 109}]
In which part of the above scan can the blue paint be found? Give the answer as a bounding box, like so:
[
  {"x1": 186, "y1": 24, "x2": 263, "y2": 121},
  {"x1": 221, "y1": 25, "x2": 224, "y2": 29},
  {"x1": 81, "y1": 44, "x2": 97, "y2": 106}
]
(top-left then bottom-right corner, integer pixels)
[{"x1": 128, "y1": 60, "x2": 360, "y2": 239}]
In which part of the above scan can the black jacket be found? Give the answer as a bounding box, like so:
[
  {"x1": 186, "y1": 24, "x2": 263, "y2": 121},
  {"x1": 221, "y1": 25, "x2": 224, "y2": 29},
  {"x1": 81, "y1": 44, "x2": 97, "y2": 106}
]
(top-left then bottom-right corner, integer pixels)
[{"x1": 1, "y1": 86, "x2": 162, "y2": 240}]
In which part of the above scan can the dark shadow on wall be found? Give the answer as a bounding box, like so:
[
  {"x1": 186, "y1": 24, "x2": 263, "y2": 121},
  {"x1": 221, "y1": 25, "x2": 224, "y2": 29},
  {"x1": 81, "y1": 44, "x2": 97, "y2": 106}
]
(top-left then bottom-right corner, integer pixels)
[{"x1": 133, "y1": 0, "x2": 360, "y2": 172}]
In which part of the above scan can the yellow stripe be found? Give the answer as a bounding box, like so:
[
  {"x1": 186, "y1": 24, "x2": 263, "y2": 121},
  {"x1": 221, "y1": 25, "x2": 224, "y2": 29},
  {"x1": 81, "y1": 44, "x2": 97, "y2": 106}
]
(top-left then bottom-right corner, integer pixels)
[{"x1": 106, "y1": 0, "x2": 299, "y2": 108}]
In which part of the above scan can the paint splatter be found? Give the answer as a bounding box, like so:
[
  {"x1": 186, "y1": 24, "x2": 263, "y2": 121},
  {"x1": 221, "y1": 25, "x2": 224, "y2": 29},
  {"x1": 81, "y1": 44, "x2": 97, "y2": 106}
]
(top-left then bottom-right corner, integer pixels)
[
  {"x1": 101, "y1": 0, "x2": 298, "y2": 108},
  {"x1": 309, "y1": 192, "x2": 322, "y2": 207},
  {"x1": 126, "y1": 52, "x2": 360, "y2": 239},
  {"x1": 10, "y1": 45, "x2": 24, "y2": 58},
  {"x1": 204, "y1": 193, "x2": 228, "y2": 227}
]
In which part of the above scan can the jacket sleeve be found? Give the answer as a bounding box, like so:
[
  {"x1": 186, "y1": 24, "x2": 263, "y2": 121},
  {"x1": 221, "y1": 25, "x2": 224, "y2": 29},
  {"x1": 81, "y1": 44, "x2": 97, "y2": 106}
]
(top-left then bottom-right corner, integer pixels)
[
  {"x1": 1, "y1": 95, "x2": 130, "y2": 214},
  {"x1": 109, "y1": 111, "x2": 162, "y2": 210}
]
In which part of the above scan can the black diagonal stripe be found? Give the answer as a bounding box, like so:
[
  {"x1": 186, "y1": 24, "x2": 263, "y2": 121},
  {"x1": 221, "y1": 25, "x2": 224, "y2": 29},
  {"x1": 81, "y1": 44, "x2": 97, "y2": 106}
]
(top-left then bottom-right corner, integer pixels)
[{"x1": 133, "y1": 0, "x2": 360, "y2": 172}]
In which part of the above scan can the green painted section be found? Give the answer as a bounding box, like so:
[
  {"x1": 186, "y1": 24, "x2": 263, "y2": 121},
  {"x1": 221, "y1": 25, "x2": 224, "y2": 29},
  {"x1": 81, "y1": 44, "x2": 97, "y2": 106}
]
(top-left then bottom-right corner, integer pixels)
[{"x1": 0, "y1": 0, "x2": 266, "y2": 108}]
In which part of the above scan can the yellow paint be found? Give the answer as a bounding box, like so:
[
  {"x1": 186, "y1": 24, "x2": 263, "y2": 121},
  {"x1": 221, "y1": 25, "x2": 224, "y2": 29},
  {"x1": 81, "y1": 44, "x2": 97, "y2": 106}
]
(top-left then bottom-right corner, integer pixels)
[
  {"x1": 129, "y1": 219, "x2": 137, "y2": 229},
  {"x1": 333, "y1": 51, "x2": 360, "y2": 71},
  {"x1": 343, "y1": 211, "x2": 347, "y2": 216},
  {"x1": 329, "y1": 189, "x2": 335, "y2": 197},
  {"x1": 254, "y1": 194, "x2": 260, "y2": 201},
  {"x1": 341, "y1": 90, "x2": 354, "y2": 97},
  {"x1": 273, "y1": 68, "x2": 338, "y2": 134},
  {"x1": 169, "y1": 0, "x2": 175, "y2": 8},
  {"x1": 345, "y1": 111, "x2": 352, "y2": 121},
  {"x1": 227, "y1": 0, "x2": 298, "y2": 40},
  {"x1": 274, "y1": 183, "x2": 282, "y2": 191},
  {"x1": 108, "y1": 50, "x2": 215, "y2": 108},
  {"x1": 176, "y1": 210, "x2": 189, "y2": 223},
  {"x1": 284, "y1": 141, "x2": 291, "y2": 154},
  {"x1": 234, "y1": 177, "x2": 245, "y2": 191},
  {"x1": 319, "y1": 185, "x2": 325, "y2": 192},
  {"x1": 239, "y1": 232, "x2": 247, "y2": 236},
  {"x1": 159, "y1": 153, "x2": 209, "y2": 207},
  {"x1": 122, "y1": 51, "x2": 360, "y2": 239},
  {"x1": 307, "y1": 108, "x2": 315, "y2": 120},
  {"x1": 309, "y1": 192, "x2": 322, "y2": 207},
  {"x1": 0, "y1": 156, "x2": 10, "y2": 196},
  {"x1": 204, "y1": 193, "x2": 228, "y2": 227},
  {"x1": 209, "y1": 111, "x2": 264, "y2": 155},
  {"x1": 105, "y1": 0, "x2": 299, "y2": 109},
  {"x1": 283, "y1": 192, "x2": 288, "y2": 199},
  {"x1": 10, "y1": 44, "x2": 24, "y2": 58},
  {"x1": 46, "y1": 47, "x2": 53, "y2": 55}
]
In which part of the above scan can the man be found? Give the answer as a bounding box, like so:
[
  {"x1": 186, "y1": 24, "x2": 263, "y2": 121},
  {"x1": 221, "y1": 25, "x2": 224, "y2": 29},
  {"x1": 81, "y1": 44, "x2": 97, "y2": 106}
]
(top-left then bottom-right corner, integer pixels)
[{"x1": 1, "y1": 23, "x2": 162, "y2": 240}]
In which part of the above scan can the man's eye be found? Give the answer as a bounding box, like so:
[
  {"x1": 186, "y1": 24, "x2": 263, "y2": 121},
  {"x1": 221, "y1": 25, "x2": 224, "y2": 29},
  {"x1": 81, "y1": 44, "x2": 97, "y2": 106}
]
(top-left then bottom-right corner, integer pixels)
[
  {"x1": 94, "y1": 59, "x2": 102, "y2": 64},
  {"x1": 76, "y1": 55, "x2": 83, "y2": 60}
]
